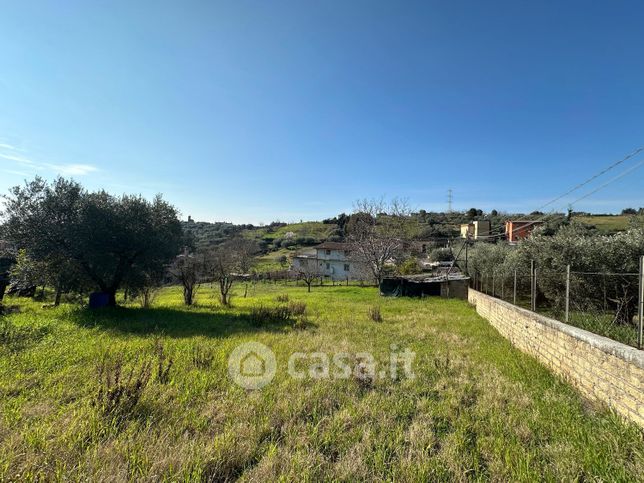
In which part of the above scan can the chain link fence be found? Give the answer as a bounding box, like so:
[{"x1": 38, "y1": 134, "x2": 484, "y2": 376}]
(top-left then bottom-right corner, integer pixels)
[{"x1": 471, "y1": 261, "x2": 644, "y2": 349}]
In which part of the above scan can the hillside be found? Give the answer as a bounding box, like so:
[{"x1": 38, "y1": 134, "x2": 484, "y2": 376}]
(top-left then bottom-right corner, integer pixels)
[
  {"x1": 242, "y1": 221, "x2": 340, "y2": 250},
  {"x1": 574, "y1": 214, "x2": 633, "y2": 232},
  {"x1": 181, "y1": 211, "x2": 636, "y2": 258}
]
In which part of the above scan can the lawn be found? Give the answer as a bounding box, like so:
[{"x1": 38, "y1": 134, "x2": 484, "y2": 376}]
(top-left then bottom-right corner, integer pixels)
[{"x1": 0, "y1": 284, "x2": 642, "y2": 481}]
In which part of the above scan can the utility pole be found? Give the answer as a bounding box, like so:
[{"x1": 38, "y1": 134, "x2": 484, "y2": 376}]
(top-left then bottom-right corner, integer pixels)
[{"x1": 447, "y1": 189, "x2": 453, "y2": 213}]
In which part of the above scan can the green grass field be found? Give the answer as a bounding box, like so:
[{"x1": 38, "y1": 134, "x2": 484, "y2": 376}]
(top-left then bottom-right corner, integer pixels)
[
  {"x1": 574, "y1": 215, "x2": 632, "y2": 232},
  {"x1": 1, "y1": 284, "x2": 642, "y2": 481}
]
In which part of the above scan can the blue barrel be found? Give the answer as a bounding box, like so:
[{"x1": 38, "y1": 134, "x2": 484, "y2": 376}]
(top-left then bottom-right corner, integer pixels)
[{"x1": 89, "y1": 292, "x2": 110, "y2": 309}]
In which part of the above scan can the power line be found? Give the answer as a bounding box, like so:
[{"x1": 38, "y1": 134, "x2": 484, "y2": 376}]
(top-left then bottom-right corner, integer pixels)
[
  {"x1": 567, "y1": 158, "x2": 644, "y2": 207},
  {"x1": 484, "y1": 146, "x2": 644, "y2": 240},
  {"x1": 535, "y1": 146, "x2": 643, "y2": 212}
]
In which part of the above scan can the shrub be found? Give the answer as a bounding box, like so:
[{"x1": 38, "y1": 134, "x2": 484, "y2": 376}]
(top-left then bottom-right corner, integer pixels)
[
  {"x1": 368, "y1": 305, "x2": 383, "y2": 322},
  {"x1": 428, "y1": 248, "x2": 453, "y2": 262},
  {"x1": 95, "y1": 355, "x2": 152, "y2": 419},
  {"x1": 250, "y1": 301, "x2": 308, "y2": 326},
  {"x1": 288, "y1": 301, "x2": 307, "y2": 317},
  {"x1": 250, "y1": 305, "x2": 291, "y2": 325},
  {"x1": 397, "y1": 258, "x2": 419, "y2": 275},
  {"x1": 275, "y1": 294, "x2": 289, "y2": 303}
]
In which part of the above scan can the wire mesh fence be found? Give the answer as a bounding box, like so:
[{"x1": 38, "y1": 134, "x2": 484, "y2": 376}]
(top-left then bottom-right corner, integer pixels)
[{"x1": 471, "y1": 262, "x2": 644, "y2": 350}]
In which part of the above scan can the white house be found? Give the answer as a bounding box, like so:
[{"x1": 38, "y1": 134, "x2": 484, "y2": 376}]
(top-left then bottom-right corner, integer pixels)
[{"x1": 291, "y1": 242, "x2": 368, "y2": 281}]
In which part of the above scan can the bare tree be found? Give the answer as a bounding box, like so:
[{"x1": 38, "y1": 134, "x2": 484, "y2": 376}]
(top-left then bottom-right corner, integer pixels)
[
  {"x1": 168, "y1": 252, "x2": 204, "y2": 305},
  {"x1": 293, "y1": 253, "x2": 321, "y2": 292},
  {"x1": 208, "y1": 239, "x2": 258, "y2": 306},
  {"x1": 347, "y1": 198, "x2": 413, "y2": 285}
]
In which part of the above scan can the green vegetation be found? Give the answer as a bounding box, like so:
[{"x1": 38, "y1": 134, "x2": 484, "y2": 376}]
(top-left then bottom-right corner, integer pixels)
[
  {"x1": 243, "y1": 221, "x2": 339, "y2": 250},
  {"x1": 466, "y1": 225, "x2": 644, "y2": 346},
  {"x1": 1, "y1": 284, "x2": 642, "y2": 480},
  {"x1": 574, "y1": 214, "x2": 632, "y2": 232}
]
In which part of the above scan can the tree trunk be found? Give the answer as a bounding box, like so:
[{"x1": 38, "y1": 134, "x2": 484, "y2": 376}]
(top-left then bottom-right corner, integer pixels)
[
  {"x1": 183, "y1": 285, "x2": 193, "y2": 305},
  {"x1": 0, "y1": 282, "x2": 7, "y2": 302},
  {"x1": 54, "y1": 286, "x2": 62, "y2": 306}
]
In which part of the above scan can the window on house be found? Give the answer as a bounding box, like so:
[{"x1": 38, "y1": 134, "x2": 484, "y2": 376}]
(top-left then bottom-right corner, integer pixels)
[
  {"x1": 326, "y1": 263, "x2": 330, "y2": 270},
  {"x1": 344, "y1": 264, "x2": 350, "y2": 271},
  {"x1": 325, "y1": 249, "x2": 331, "y2": 255}
]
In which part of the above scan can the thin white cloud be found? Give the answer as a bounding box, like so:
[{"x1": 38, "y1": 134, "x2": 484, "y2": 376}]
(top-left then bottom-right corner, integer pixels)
[
  {"x1": 0, "y1": 144, "x2": 99, "y2": 177},
  {"x1": 0, "y1": 152, "x2": 35, "y2": 165},
  {"x1": 2, "y1": 169, "x2": 31, "y2": 177},
  {"x1": 45, "y1": 163, "x2": 99, "y2": 176}
]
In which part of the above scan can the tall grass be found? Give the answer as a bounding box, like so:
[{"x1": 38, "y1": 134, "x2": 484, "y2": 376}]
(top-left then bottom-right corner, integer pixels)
[{"x1": 0, "y1": 284, "x2": 642, "y2": 481}]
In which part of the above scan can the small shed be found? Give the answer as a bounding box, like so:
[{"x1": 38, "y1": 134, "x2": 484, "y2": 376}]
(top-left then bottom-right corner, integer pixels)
[{"x1": 379, "y1": 274, "x2": 470, "y2": 299}]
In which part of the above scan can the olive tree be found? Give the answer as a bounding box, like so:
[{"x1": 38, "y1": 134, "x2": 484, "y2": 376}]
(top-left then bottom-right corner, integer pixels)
[{"x1": 3, "y1": 177, "x2": 183, "y2": 306}]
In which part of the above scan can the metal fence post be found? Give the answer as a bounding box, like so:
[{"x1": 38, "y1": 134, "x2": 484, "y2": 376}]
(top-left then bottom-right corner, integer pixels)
[
  {"x1": 638, "y1": 255, "x2": 643, "y2": 350},
  {"x1": 534, "y1": 267, "x2": 538, "y2": 311},
  {"x1": 530, "y1": 260, "x2": 535, "y2": 311},
  {"x1": 513, "y1": 269, "x2": 517, "y2": 305},
  {"x1": 565, "y1": 264, "x2": 570, "y2": 323}
]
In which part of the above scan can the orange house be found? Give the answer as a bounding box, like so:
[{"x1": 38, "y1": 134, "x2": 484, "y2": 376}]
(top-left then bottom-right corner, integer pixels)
[{"x1": 505, "y1": 220, "x2": 542, "y2": 242}]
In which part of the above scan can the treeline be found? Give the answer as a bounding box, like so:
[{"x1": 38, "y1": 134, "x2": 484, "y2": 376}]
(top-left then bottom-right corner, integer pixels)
[{"x1": 0, "y1": 177, "x2": 260, "y2": 308}]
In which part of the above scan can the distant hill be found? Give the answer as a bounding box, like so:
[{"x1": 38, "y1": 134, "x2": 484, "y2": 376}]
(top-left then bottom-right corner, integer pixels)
[
  {"x1": 181, "y1": 211, "x2": 636, "y2": 256},
  {"x1": 242, "y1": 221, "x2": 341, "y2": 251},
  {"x1": 181, "y1": 220, "x2": 248, "y2": 251},
  {"x1": 180, "y1": 219, "x2": 340, "y2": 253}
]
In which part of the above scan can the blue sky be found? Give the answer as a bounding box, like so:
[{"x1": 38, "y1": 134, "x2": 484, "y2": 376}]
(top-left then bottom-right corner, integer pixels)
[{"x1": 1, "y1": 1, "x2": 643, "y2": 224}]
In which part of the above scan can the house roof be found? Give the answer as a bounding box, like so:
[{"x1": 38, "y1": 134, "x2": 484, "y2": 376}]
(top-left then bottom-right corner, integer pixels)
[
  {"x1": 505, "y1": 220, "x2": 543, "y2": 224},
  {"x1": 315, "y1": 241, "x2": 350, "y2": 250},
  {"x1": 383, "y1": 273, "x2": 470, "y2": 283}
]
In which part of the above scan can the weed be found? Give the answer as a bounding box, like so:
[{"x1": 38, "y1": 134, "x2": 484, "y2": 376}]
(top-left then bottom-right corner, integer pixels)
[
  {"x1": 353, "y1": 354, "x2": 375, "y2": 391},
  {"x1": 368, "y1": 305, "x2": 383, "y2": 322},
  {"x1": 275, "y1": 294, "x2": 289, "y2": 303},
  {"x1": 191, "y1": 345, "x2": 214, "y2": 369},
  {"x1": 288, "y1": 301, "x2": 307, "y2": 317},
  {"x1": 153, "y1": 339, "x2": 173, "y2": 384},
  {"x1": 95, "y1": 355, "x2": 151, "y2": 419}
]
